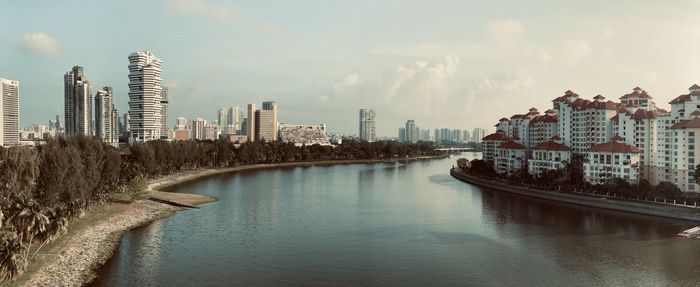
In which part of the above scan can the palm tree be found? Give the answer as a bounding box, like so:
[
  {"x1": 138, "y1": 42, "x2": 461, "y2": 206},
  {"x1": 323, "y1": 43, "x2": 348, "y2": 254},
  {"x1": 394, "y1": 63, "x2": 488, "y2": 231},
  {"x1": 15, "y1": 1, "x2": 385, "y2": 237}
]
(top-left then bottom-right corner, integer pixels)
[
  {"x1": 0, "y1": 231, "x2": 27, "y2": 286},
  {"x1": 30, "y1": 208, "x2": 67, "y2": 261},
  {"x1": 7, "y1": 195, "x2": 49, "y2": 259}
]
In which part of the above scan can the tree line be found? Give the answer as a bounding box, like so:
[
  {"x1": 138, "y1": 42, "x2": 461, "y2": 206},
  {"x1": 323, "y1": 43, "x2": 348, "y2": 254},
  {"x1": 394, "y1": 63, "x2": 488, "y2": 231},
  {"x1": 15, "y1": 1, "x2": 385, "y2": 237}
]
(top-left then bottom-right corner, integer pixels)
[{"x1": 0, "y1": 136, "x2": 441, "y2": 284}]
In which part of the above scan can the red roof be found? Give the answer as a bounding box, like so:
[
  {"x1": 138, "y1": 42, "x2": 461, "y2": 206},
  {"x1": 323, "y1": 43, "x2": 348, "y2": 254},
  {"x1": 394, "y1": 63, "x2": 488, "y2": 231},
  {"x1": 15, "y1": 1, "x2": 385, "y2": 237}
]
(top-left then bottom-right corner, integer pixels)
[
  {"x1": 552, "y1": 90, "x2": 579, "y2": 102},
  {"x1": 670, "y1": 118, "x2": 700, "y2": 129},
  {"x1": 590, "y1": 137, "x2": 640, "y2": 153},
  {"x1": 510, "y1": 114, "x2": 528, "y2": 119},
  {"x1": 690, "y1": 84, "x2": 700, "y2": 90},
  {"x1": 623, "y1": 109, "x2": 659, "y2": 120},
  {"x1": 482, "y1": 131, "x2": 511, "y2": 141},
  {"x1": 691, "y1": 110, "x2": 700, "y2": 117},
  {"x1": 669, "y1": 94, "x2": 691, "y2": 104},
  {"x1": 499, "y1": 117, "x2": 510, "y2": 122},
  {"x1": 593, "y1": 94, "x2": 605, "y2": 100},
  {"x1": 550, "y1": 135, "x2": 562, "y2": 141},
  {"x1": 620, "y1": 87, "x2": 652, "y2": 99},
  {"x1": 532, "y1": 140, "x2": 571, "y2": 151},
  {"x1": 497, "y1": 140, "x2": 526, "y2": 150},
  {"x1": 529, "y1": 114, "x2": 558, "y2": 126}
]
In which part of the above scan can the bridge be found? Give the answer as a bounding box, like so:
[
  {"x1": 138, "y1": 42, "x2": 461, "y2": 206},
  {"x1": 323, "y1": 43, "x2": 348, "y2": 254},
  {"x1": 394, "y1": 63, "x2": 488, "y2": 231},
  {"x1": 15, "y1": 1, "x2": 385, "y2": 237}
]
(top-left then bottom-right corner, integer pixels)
[{"x1": 436, "y1": 147, "x2": 478, "y2": 152}]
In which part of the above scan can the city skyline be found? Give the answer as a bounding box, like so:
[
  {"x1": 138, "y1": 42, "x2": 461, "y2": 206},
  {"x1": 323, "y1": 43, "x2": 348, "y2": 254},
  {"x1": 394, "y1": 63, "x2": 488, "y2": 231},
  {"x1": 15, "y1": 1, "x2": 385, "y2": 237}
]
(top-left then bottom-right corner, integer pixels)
[{"x1": 3, "y1": 1, "x2": 700, "y2": 136}]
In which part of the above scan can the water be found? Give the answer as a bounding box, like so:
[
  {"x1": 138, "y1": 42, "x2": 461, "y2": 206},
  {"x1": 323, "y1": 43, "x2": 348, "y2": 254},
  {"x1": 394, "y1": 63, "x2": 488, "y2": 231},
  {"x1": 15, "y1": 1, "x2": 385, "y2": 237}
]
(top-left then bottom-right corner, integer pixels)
[{"x1": 92, "y1": 153, "x2": 700, "y2": 286}]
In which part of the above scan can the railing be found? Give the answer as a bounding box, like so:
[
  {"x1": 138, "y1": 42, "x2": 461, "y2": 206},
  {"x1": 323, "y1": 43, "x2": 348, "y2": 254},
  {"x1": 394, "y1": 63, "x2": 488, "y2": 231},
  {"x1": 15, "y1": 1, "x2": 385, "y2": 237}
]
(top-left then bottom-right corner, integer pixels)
[{"x1": 569, "y1": 188, "x2": 700, "y2": 209}]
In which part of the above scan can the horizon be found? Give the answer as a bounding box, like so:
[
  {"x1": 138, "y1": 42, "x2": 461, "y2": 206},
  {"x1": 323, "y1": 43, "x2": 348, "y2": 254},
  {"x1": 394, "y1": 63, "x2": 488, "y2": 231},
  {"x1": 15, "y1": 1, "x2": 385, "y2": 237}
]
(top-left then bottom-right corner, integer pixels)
[{"x1": 2, "y1": 0, "x2": 700, "y2": 137}]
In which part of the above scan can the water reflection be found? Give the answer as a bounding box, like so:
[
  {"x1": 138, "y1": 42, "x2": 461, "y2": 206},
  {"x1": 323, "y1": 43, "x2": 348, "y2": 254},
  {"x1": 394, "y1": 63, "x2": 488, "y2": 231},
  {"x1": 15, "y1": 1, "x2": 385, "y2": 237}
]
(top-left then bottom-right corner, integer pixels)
[{"x1": 92, "y1": 154, "x2": 700, "y2": 286}]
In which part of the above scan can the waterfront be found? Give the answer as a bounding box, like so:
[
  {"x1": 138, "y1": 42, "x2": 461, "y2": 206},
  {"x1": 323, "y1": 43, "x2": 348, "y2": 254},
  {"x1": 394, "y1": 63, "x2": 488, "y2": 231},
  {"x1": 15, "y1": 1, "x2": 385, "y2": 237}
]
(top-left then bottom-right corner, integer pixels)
[{"x1": 92, "y1": 153, "x2": 700, "y2": 286}]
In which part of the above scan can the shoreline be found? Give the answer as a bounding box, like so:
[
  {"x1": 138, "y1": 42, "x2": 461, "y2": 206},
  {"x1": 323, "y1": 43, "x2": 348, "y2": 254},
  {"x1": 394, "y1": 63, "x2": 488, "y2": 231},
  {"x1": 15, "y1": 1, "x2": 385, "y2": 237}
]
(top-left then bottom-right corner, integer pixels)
[
  {"x1": 450, "y1": 168, "x2": 700, "y2": 222},
  {"x1": 17, "y1": 155, "x2": 445, "y2": 287}
]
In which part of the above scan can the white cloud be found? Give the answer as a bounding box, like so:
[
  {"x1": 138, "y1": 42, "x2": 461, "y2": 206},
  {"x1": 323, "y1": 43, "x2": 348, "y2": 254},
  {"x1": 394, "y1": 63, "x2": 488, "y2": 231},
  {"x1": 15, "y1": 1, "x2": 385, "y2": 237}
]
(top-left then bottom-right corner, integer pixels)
[
  {"x1": 164, "y1": 0, "x2": 239, "y2": 23},
  {"x1": 332, "y1": 73, "x2": 361, "y2": 91},
  {"x1": 487, "y1": 19, "x2": 525, "y2": 48},
  {"x1": 19, "y1": 32, "x2": 61, "y2": 57}
]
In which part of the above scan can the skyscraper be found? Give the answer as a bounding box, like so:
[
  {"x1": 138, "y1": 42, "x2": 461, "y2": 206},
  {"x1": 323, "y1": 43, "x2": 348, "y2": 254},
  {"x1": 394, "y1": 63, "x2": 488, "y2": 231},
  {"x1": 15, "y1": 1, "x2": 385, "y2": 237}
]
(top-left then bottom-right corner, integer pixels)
[
  {"x1": 0, "y1": 78, "x2": 19, "y2": 146},
  {"x1": 123, "y1": 112, "x2": 130, "y2": 134},
  {"x1": 405, "y1": 120, "x2": 416, "y2": 142},
  {"x1": 228, "y1": 106, "x2": 242, "y2": 131},
  {"x1": 217, "y1": 108, "x2": 228, "y2": 128},
  {"x1": 95, "y1": 86, "x2": 118, "y2": 145},
  {"x1": 64, "y1": 66, "x2": 93, "y2": 136},
  {"x1": 359, "y1": 109, "x2": 376, "y2": 142},
  {"x1": 398, "y1": 127, "x2": 406, "y2": 142},
  {"x1": 255, "y1": 101, "x2": 278, "y2": 141},
  {"x1": 473, "y1": 128, "x2": 486, "y2": 144},
  {"x1": 128, "y1": 51, "x2": 163, "y2": 142},
  {"x1": 161, "y1": 87, "x2": 169, "y2": 139},
  {"x1": 247, "y1": 104, "x2": 256, "y2": 142},
  {"x1": 192, "y1": 117, "x2": 206, "y2": 140}
]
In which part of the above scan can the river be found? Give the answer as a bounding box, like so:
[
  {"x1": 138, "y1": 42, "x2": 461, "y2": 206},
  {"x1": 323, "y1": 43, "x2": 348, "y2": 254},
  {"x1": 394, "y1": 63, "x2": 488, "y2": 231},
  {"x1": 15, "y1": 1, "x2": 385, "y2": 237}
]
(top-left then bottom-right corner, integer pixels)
[{"x1": 91, "y1": 153, "x2": 700, "y2": 286}]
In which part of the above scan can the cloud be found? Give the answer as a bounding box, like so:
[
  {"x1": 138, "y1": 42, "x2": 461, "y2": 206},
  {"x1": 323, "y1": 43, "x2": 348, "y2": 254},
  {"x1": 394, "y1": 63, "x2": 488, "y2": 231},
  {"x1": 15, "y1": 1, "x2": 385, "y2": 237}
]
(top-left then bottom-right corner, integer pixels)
[
  {"x1": 19, "y1": 32, "x2": 61, "y2": 57},
  {"x1": 487, "y1": 19, "x2": 525, "y2": 47},
  {"x1": 164, "y1": 0, "x2": 239, "y2": 23}
]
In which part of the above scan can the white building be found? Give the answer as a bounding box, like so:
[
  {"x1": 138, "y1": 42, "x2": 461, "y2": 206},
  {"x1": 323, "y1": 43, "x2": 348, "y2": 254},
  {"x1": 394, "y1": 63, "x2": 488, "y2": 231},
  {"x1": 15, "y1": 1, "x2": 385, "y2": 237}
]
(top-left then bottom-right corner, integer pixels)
[
  {"x1": 128, "y1": 51, "x2": 163, "y2": 142},
  {"x1": 0, "y1": 77, "x2": 19, "y2": 146},
  {"x1": 494, "y1": 140, "x2": 527, "y2": 174},
  {"x1": 161, "y1": 87, "x2": 169, "y2": 139},
  {"x1": 359, "y1": 109, "x2": 376, "y2": 142},
  {"x1": 528, "y1": 136, "x2": 571, "y2": 176},
  {"x1": 192, "y1": 117, "x2": 206, "y2": 140},
  {"x1": 528, "y1": 109, "x2": 558, "y2": 153},
  {"x1": 64, "y1": 66, "x2": 93, "y2": 136},
  {"x1": 584, "y1": 135, "x2": 641, "y2": 184},
  {"x1": 481, "y1": 130, "x2": 511, "y2": 166},
  {"x1": 668, "y1": 117, "x2": 700, "y2": 192},
  {"x1": 472, "y1": 128, "x2": 486, "y2": 144}
]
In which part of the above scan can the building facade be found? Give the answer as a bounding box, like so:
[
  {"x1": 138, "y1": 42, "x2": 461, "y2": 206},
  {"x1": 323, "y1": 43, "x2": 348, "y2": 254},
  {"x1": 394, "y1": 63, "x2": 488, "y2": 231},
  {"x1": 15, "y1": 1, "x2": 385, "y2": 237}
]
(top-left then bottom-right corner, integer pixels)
[
  {"x1": 359, "y1": 109, "x2": 376, "y2": 142},
  {"x1": 254, "y1": 101, "x2": 278, "y2": 141},
  {"x1": 0, "y1": 77, "x2": 19, "y2": 146},
  {"x1": 94, "y1": 86, "x2": 119, "y2": 145},
  {"x1": 583, "y1": 135, "x2": 641, "y2": 184},
  {"x1": 64, "y1": 66, "x2": 93, "y2": 136},
  {"x1": 128, "y1": 51, "x2": 163, "y2": 142},
  {"x1": 528, "y1": 136, "x2": 571, "y2": 176},
  {"x1": 481, "y1": 130, "x2": 511, "y2": 165},
  {"x1": 494, "y1": 140, "x2": 527, "y2": 174}
]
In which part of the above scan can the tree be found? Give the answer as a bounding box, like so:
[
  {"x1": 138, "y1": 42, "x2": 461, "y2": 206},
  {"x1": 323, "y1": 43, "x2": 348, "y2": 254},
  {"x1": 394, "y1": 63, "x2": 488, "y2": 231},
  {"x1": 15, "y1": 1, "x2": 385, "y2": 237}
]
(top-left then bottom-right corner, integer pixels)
[
  {"x1": 654, "y1": 181, "x2": 683, "y2": 200},
  {"x1": 0, "y1": 231, "x2": 27, "y2": 285}
]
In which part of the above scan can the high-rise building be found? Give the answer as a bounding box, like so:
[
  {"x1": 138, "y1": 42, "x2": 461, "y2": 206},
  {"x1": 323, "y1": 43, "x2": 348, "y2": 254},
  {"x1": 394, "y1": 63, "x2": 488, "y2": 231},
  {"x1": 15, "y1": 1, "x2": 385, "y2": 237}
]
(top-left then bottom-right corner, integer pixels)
[
  {"x1": 64, "y1": 66, "x2": 93, "y2": 136},
  {"x1": 192, "y1": 117, "x2": 206, "y2": 140},
  {"x1": 405, "y1": 120, "x2": 416, "y2": 142},
  {"x1": 359, "y1": 109, "x2": 376, "y2": 142},
  {"x1": 0, "y1": 78, "x2": 19, "y2": 146},
  {"x1": 123, "y1": 112, "x2": 130, "y2": 134},
  {"x1": 161, "y1": 87, "x2": 169, "y2": 139},
  {"x1": 95, "y1": 86, "x2": 119, "y2": 145},
  {"x1": 247, "y1": 104, "x2": 256, "y2": 142},
  {"x1": 175, "y1": 117, "x2": 188, "y2": 130},
  {"x1": 128, "y1": 51, "x2": 163, "y2": 142},
  {"x1": 472, "y1": 128, "x2": 486, "y2": 144},
  {"x1": 217, "y1": 108, "x2": 228, "y2": 128},
  {"x1": 255, "y1": 101, "x2": 278, "y2": 141},
  {"x1": 241, "y1": 117, "x2": 248, "y2": 135},
  {"x1": 227, "y1": 106, "x2": 242, "y2": 131},
  {"x1": 398, "y1": 127, "x2": 406, "y2": 141}
]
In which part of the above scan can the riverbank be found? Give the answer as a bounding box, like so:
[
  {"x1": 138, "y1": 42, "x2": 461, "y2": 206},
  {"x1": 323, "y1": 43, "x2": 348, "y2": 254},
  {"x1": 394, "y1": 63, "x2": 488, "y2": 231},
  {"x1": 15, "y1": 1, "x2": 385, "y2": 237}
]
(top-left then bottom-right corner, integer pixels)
[
  {"x1": 450, "y1": 168, "x2": 700, "y2": 222},
  {"x1": 16, "y1": 156, "x2": 444, "y2": 287}
]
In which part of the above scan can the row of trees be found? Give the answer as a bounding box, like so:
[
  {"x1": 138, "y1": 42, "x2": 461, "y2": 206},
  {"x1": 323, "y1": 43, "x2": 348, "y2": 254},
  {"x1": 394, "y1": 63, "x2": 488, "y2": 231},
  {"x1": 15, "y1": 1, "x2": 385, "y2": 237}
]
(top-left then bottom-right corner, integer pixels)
[
  {"x1": 459, "y1": 158, "x2": 691, "y2": 203},
  {"x1": 0, "y1": 136, "x2": 441, "y2": 284}
]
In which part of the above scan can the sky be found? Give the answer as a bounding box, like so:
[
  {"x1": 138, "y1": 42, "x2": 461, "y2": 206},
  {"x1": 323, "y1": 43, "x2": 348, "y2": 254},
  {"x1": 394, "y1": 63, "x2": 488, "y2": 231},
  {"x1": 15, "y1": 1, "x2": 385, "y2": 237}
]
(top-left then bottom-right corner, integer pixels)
[{"x1": 2, "y1": 0, "x2": 700, "y2": 137}]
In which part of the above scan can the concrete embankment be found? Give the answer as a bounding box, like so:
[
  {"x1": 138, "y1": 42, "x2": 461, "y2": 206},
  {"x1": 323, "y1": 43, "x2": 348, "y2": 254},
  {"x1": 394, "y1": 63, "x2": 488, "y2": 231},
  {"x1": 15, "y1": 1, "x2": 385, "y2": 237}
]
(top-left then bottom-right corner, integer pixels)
[{"x1": 450, "y1": 169, "x2": 700, "y2": 222}]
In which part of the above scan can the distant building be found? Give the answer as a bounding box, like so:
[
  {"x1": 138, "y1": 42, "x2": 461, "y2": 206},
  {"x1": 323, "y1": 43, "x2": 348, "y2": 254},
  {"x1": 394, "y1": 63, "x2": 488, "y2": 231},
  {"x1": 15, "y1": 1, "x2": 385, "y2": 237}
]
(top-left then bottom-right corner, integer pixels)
[
  {"x1": 247, "y1": 104, "x2": 256, "y2": 142},
  {"x1": 64, "y1": 66, "x2": 93, "y2": 136},
  {"x1": 398, "y1": 127, "x2": 406, "y2": 142},
  {"x1": 217, "y1": 108, "x2": 228, "y2": 128},
  {"x1": 128, "y1": 51, "x2": 163, "y2": 142},
  {"x1": 192, "y1": 117, "x2": 206, "y2": 140},
  {"x1": 204, "y1": 123, "x2": 218, "y2": 140},
  {"x1": 481, "y1": 130, "x2": 511, "y2": 165},
  {"x1": 123, "y1": 112, "x2": 130, "y2": 134},
  {"x1": 278, "y1": 123, "x2": 330, "y2": 146},
  {"x1": 472, "y1": 128, "x2": 486, "y2": 144},
  {"x1": 0, "y1": 77, "x2": 19, "y2": 146},
  {"x1": 160, "y1": 87, "x2": 169, "y2": 139},
  {"x1": 94, "y1": 86, "x2": 119, "y2": 146},
  {"x1": 405, "y1": 120, "x2": 416, "y2": 142},
  {"x1": 359, "y1": 109, "x2": 376, "y2": 142},
  {"x1": 255, "y1": 101, "x2": 278, "y2": 141}
]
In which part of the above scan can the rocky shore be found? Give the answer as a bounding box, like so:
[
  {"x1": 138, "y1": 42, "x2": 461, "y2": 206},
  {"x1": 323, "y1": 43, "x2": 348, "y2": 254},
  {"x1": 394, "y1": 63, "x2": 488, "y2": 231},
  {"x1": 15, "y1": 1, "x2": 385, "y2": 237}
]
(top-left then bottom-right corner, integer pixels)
[{"x1": 19, "y1": 201, "x2": 179, "y2": 287}]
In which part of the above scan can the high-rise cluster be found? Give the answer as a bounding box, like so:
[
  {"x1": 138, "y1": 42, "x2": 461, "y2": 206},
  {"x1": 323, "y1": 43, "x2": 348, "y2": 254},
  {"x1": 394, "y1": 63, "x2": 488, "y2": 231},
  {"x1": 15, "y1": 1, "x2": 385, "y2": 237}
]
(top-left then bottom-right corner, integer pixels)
[
  {"x1": 64, "y1": 66, "x2": 93, "y2": 136},
  {"x1": 94, "y1": 86, "x2": 119, "y2": 145},
  {"x1": 482, "y1": 85, "x2": 700, "y2": 193}
]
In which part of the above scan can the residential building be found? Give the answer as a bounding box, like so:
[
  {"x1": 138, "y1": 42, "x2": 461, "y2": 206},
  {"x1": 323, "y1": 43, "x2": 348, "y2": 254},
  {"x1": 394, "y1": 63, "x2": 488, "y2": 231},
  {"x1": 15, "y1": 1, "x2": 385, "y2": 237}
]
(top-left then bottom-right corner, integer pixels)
[
  {"x1": 528, "y1": 136, "x2": 571, "y2": 176},
  {"x1": 161, "y1": 87, "x2": 169, "y2": 139},
  {"x1": 0, "y1": 77, "x2": 19, "y2": 146},
  {"x1": 668, "y1": 118, "x2": 700, "y2": 192},
  {"x1": 192, "y1": 117, "x2": 206, "y2": 140},
  {"x1": 94, "y1": 86, "x2": 119, "y2": 145},
  {"x1": 528, "y1": 109, "x2": 558, "y2": 153},
  {"x1": 64, "y1": 66, "x2": 93, "y2": 136},
  {"x1": 217, "y1": 108, "x2": 228, "y2": 128},
  {"x1": 128, "y1": 51, "x2": 163, "y2": 142},
  {"x1": 405, "y1": 120, "x2": 416, "y2": 142},
  {"x1": 481, "y1": 130, "x2": 511, "y2": 165},
  {"x1": 472, "y1": 128, "x2": 486, "y2": 144},
  {"x1": 494, "y1": 140, "x2": 526, "y2": 174},
  {"x1": 359, "y1": 109, "x2": 376, "y2": 142},
  {"x1": 399, "y1": 127, "x2": 406, "y2": 142},
  {"x1": 583, "y1": 135, "x2": 641, "y2": 184}
]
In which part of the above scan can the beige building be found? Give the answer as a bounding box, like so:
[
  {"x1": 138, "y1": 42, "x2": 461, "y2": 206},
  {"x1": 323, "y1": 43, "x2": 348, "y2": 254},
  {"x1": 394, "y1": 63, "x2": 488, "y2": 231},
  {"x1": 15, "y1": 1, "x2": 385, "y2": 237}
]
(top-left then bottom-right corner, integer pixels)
[
  {"x1": 255, "y1": 101, "x2": 278, "y2": 141},
  {"x1": 494, "y1": 140, "x2": 527, "y2": 174},
  {"x1": 0, "y1": 77, "x2": 19, "y2": 146},
  {"x1": 584, "y1": 135, "x2": 641, "y2": 184},
  {"x1": 528, "y1": 136, "x2": 571, "y2": 176}
]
